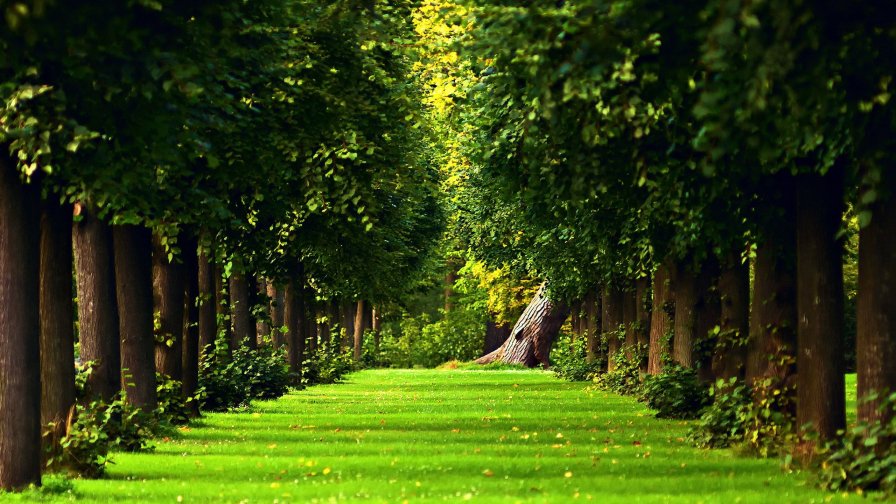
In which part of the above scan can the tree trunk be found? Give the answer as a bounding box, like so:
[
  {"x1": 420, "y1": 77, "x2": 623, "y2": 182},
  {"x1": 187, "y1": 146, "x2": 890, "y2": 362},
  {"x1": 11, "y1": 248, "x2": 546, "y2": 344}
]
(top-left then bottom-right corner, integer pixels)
[
  {"x1": 319, "y1": 300, "x2": 334, "y2": 348},
  {"x1": 353, "y1": 300, "x2": 367, "y2": 361},
  {"x1": 306, "y1": 291, "x2": 318, "y2": 355},
  {"x1": 371, "y1": 305, "x2": 381, "y2": 354},
  {"x1": 181, "y1": 237, "x2": 200, "y2": 416},
  {"x1": 214, "y1": 263, "x2": 230, "y2": 356},
  {"x1": 796, "y1": 170, "x2": 846, "y2": 444},
  {"x1": 484, "y1": 314, "x2": 511, "y2": 354},
  {"x1": 714, "y1": 255, "x2": 750, "y2": 381},
  {"x1": 197, "y1": 246, "x2": 216, "y2": 360},
  {"x1": 622, "y1": 286, "x2": 638, "y2": 352},
  {"x1": 73, "y1": 205, "x2": 120, "y2": 400},
  {"x1": 635, "y1": 276, "x2": 652, "y2": 348},
  {"x1": 475, "y1": 284, "x2": 569, "y2": 368},
  {"x1": 268, "y1": 281, "x2": 285, "y2": 349},
  {"x1": 113, "y1": 225, "x2": 157, "y2": 410},
  {"x1": 603, "y1": 286, "x2": 624, "y2": 371},
  {"x1": 672, "y1": 264, "x2": 698, "y2": 369},
  {"x1": 39, "y1": 198, "x2": 76, "y2": 454},
  {"x1": 284, "y1": 279, "x2": 306, "y2": 379},
  {"x1": 856, "y1": 185, "x2": 896, "y2": 424},
  {"x1": 152, "y1": 234, "x2": 185, "y2": 381},
  {"x1": 256, "y1": 279, "x2": 270, "y2": 345},
  {"x1": 746, "y1": 179, "x2": 798, "y2": 387},
  {"x1": 648, "y1": 261, "x2": 674, "y2": 374},
  {"x1": 229, "y1": 268, "x2": 252, "y2": 350},
  {"x1": 694, "y1": 261, "x2": 721, "y2": 382},
  {"x1": 0, "y1": 159, "x2": 41, "y2": 490},
  {"x1": 341, "y1": 302, "x2": 355, "y2": 350},
  {"x1": 584, "y1": 291, "x2": 599, "y2": 363}
]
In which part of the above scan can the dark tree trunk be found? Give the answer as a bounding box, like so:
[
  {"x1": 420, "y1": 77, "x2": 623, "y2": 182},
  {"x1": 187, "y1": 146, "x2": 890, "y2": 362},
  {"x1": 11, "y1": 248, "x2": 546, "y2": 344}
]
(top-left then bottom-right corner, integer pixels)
[
  {"x1": 484, "y1": 314, "x2": 511, "y2": 354},
  {"x1": 746, "y1": 179, "x2": 798, "y2": 386},
  {"x1": 570, "y1": 302, "x2": 582, "y2": 345},
  {"x1": 584, "y1": 291, "x2": 599, "y2": 362},
  {"x1": 672, "y1": 264, "x2": 698, "y2": 369},
  {"x1": 341, "y1": 302, "x2": 355, "y2": 350},
  {"x1": 796, "y1": 170, "x2": 846, "y2": 444},
  {"x1": 694, "y1": 261, "x2": 721, "y2": 382},
  {"x1": 353, "y1": 300, "x2": 368, "y2": 361},
  {"x1": 152, "y1": 234, "x2": 185, "y2": 380},
  {"x1": 475, "y1": 284, "x2": 569, "y2": 368},
  {"x1": 648, "y1": 262, "x2": 674, "y2": 374},
  {"x1": 319, "y1": 300, "x2": 334, "y2": 347},
  {"x1": 284, "y1": 279, "x2": 306, "y2": 379},
  {"x1": 214, "y1": 263, "x2": 230, "y2": 356},
  {"x1": 0, "y1": 159, "x2": 41, "y2": 490},
  {"x1": 113, "y1": 225, "x2": 157, "y2": 410},
  {"x1": 181, "y1": 237, "x2": 200, "y2": 416},
  {"x1": 73, "y1": 205, "x2": 120, "y2": 400},
  {"x1": 306, "y1": 291, "x2": 317, "y2": 355},
  {"x1": 229, "y1": 268, "x2": 252, "y2": 350},
  {"x1": 603, "y1": 286, "x2": 624, "y2": 371},
  {"x1": 197, "y1": 246, "x2": 216, "y2": 360},
  {"x1": 256, "y1": 279, "x2": 270, "y2": 345},
  {"x1": 268, "y1": 281, "x2": 285, "y2": 349},
  {"x1": 856, "y1": 186, "x2": 896, "y2": 423},
  {"x1": 622, "y1": 286, "x2": 638, "y2": 352},
  {"x1": 39, "y1": 198, "x2": 76, "y2": 453},
  {"x1": 713, "y1": 255, "x2": 750, "y2": 381}
]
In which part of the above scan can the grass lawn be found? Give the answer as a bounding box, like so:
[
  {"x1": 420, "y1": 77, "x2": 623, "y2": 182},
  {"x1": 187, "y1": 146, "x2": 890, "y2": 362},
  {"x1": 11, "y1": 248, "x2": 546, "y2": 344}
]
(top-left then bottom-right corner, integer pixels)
[{"x1": 3, "y1": 369, "x2": 861, "y2": 503}]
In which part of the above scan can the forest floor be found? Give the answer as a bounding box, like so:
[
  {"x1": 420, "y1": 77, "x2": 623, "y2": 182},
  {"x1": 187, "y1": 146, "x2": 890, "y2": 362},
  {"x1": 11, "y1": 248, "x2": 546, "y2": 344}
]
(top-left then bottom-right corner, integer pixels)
[{"x1": 4, "y1": 370, "x2": 860, "y2": 503}]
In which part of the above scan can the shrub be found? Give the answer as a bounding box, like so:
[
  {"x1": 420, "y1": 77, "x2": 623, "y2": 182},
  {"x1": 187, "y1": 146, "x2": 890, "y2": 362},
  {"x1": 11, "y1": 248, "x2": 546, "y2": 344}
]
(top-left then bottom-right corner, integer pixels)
[
  {"x1": 594, "y1": 344, "x2": 646, "y2": 395},
  {"x1": 303, "y1": 341, "x2": 356, "y2": 386},
  {"x1": 155, "y1": 373, "x2": 194, "y2": 426},
  {"x1": 46, "y1": 395, "x2": 157, "y2": 477},
  {"x1": 551, "y1": 333, "x2": 602, "y2": 382},
  {"x1": 198, "y1": 354, "x2": 250, "y2": 412},
  {"x1": 817, "y1": 392, "x2": 896, "y2": 495},
  {"x1": 640, "y1": 365, "x2": 709, "y2": 419},
  {"x1": 232, "y1": 344, "x2": 291, "y2": 400},
  {"x1": 688, "y1": 376, "x2": 795, "y2": 457}
]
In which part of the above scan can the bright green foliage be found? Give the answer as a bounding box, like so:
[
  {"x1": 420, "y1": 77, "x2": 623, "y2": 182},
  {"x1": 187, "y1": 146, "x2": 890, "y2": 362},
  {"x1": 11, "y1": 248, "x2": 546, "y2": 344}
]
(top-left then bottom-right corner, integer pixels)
[
  {"x1": 550, "y1": 334, "x2": 602, "y2": 382},
  {"x1": 593, "y1": 345, "x2": 648, "y2": 396},
  {"x1": 154, "y1": 374, "x2": 194, "y2": 427},
  {"x1": 5, "y1": 369, "x2": 855, "y2": 503},
  {"x1": 640, "y1": 366, "x2": 710, "y2": 420},
  {"x1": 818, "y1": 388, "x2": 896, "y2": 495},
  {"x1": 302, "y1": 341, "x2": 355, "y2": 386},
  {"x1": 197, "y1": 345, "x2": 291, "y2": 412}
]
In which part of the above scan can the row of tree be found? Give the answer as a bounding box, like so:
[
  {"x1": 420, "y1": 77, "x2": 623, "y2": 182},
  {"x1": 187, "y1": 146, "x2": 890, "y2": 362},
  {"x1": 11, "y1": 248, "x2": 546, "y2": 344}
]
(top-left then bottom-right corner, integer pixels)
[
  {"x1": 1, "y1": 0, "x2": 439, "y2": 491},
  {"x1": 452, "y1": 0, "x2": 896, "y2": 457}
]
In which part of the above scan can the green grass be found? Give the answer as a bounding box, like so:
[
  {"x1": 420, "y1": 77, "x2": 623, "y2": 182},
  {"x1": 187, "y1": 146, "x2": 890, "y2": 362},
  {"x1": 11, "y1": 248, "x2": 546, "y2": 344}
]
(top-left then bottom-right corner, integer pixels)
[{"x1": 4, "y1": 369, "x2": 860, "y2": 503}]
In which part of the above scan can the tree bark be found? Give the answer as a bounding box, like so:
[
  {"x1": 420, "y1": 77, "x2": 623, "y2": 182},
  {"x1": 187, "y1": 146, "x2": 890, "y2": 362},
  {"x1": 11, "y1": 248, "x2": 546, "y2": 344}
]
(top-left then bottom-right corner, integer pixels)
[
  {"x1": 672, "y1": 263, "x2": 698, "y2": 369},
  {"x1": 353, "y1": 300, "x2": 367, "y2": 361},
  {"x1": 341, "y1": 302, "x2": 355, "y2": 350},
  {"x1": 746, "y1": 180, "x2": 798, "y2": 386},
  {"x1": 371, "y1": 305, "x2": 382, "y2": 354},
  {"x1": 857, "y1": 185, "x2": 896, "y2": 423},
  {"x1": 114, "y1": 225, "x2": 157, "y2": 410},
  {"x1": 475, "y1": 284, "x2": 569, "y2": 368},
  {"x1": 73, "y1": 205, "x2": 120, "y2": 400},
  {"x1": 256, "y1": 279, "x2": 270, "y2": 345},
  {"x1": 635, "y1": 277, "x2": 652, "y2": 371},
  {"x1": 268, "y1": 282, "x2": 285, "y2": 349},
  {"x1": 713, "y1": 255, "x2": 750, "y2": 381},
  {"x1": 796, "y1": 170, "x2": 846, "y2": 444},
  {"x1": 306, "y1": 292, "x2": 317, "y2": 355},
  {"x1": 181, "y1": 237, "x2": 200, "y2": 416},
  {"x1": 622, "y1": 286, "x2": 638, "y2": 351},
  {"x1": 584, "y1": 291, "x2": 599, "y2": 363},
  {"x1": 0, "y1": 159, "x2": 41, "y2": 490},
  {"x1": 284, "y1": 279, "x2": 306, "y2": 379},
  {"x1": 229, "y1": 268, "x2": 252, "y2": 350},
  {"x1": 214, "y1": 263, "x2": 230, "y2": 356},
  {"x1": 648, "y1": 261, "x2": 674, "y2": 374},
  {"x1": 694, "y1": 261, "x2": 721, "y2": 382},
  {"x1": 484, "y1": 314, "x2": 511, "y2": 355},
  {"x1": 603, "y1": 286, "x2": 624, "y2": 371},
  {"x1": 197, "y1": 246, "x2": 216, "y2": 360},
  {"x1": 39, "y1": 198, "x2": 76, "y2": 453},
  {"x1": 152, "y1": 233, "x2": 185, "y2": 380}
]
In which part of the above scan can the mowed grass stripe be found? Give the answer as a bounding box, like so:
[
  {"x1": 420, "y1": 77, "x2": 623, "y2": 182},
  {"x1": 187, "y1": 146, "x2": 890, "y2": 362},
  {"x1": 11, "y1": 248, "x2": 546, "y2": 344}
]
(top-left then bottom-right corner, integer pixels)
[{"x1": 4, "y1": 369, "x2": 856, "y2": 503}]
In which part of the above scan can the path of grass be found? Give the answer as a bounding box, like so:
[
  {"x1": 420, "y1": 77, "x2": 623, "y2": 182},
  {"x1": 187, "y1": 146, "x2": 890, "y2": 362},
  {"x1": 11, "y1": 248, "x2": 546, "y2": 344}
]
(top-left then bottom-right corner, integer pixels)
[{"x1": 5, "y1": 369, "x2": 858, "y2": 503}]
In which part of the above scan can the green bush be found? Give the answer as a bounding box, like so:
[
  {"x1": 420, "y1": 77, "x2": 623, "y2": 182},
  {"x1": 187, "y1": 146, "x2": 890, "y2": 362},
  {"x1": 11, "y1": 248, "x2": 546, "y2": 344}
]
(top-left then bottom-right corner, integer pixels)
[
  {"x1": 155, "y1": 373, "x2": 195, "y2": 426},
  {"x1": 233, "y1": 344, "x2": 291, "y2": 400},
  {"x1": 551, "y1": 333, "x2": 602, "y2": 382},
  {"x1": 383, "y1": 308, "x2": 485, "y2": 368},
  {"x1": 593, "y1": 344, "x2": 646, "y2": 395},
  {"x1": 303, "y1": 341, "x2": 356, "y2": 386},
  {"x1": 198, "y1": 353, "x2": 249, "y2": 412},
  {"x1": 688, "y1": 376, "x2": 795, "y2": 457},
  {"x1": 817, "y1": 393, "x2": 896, "y2": 495},
  {"x1": 46, "y1": 395, "x2": 157, "y2": 478},
  {"x1": 640, "y1": 365, "x2": 709, "y2": 419}
]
